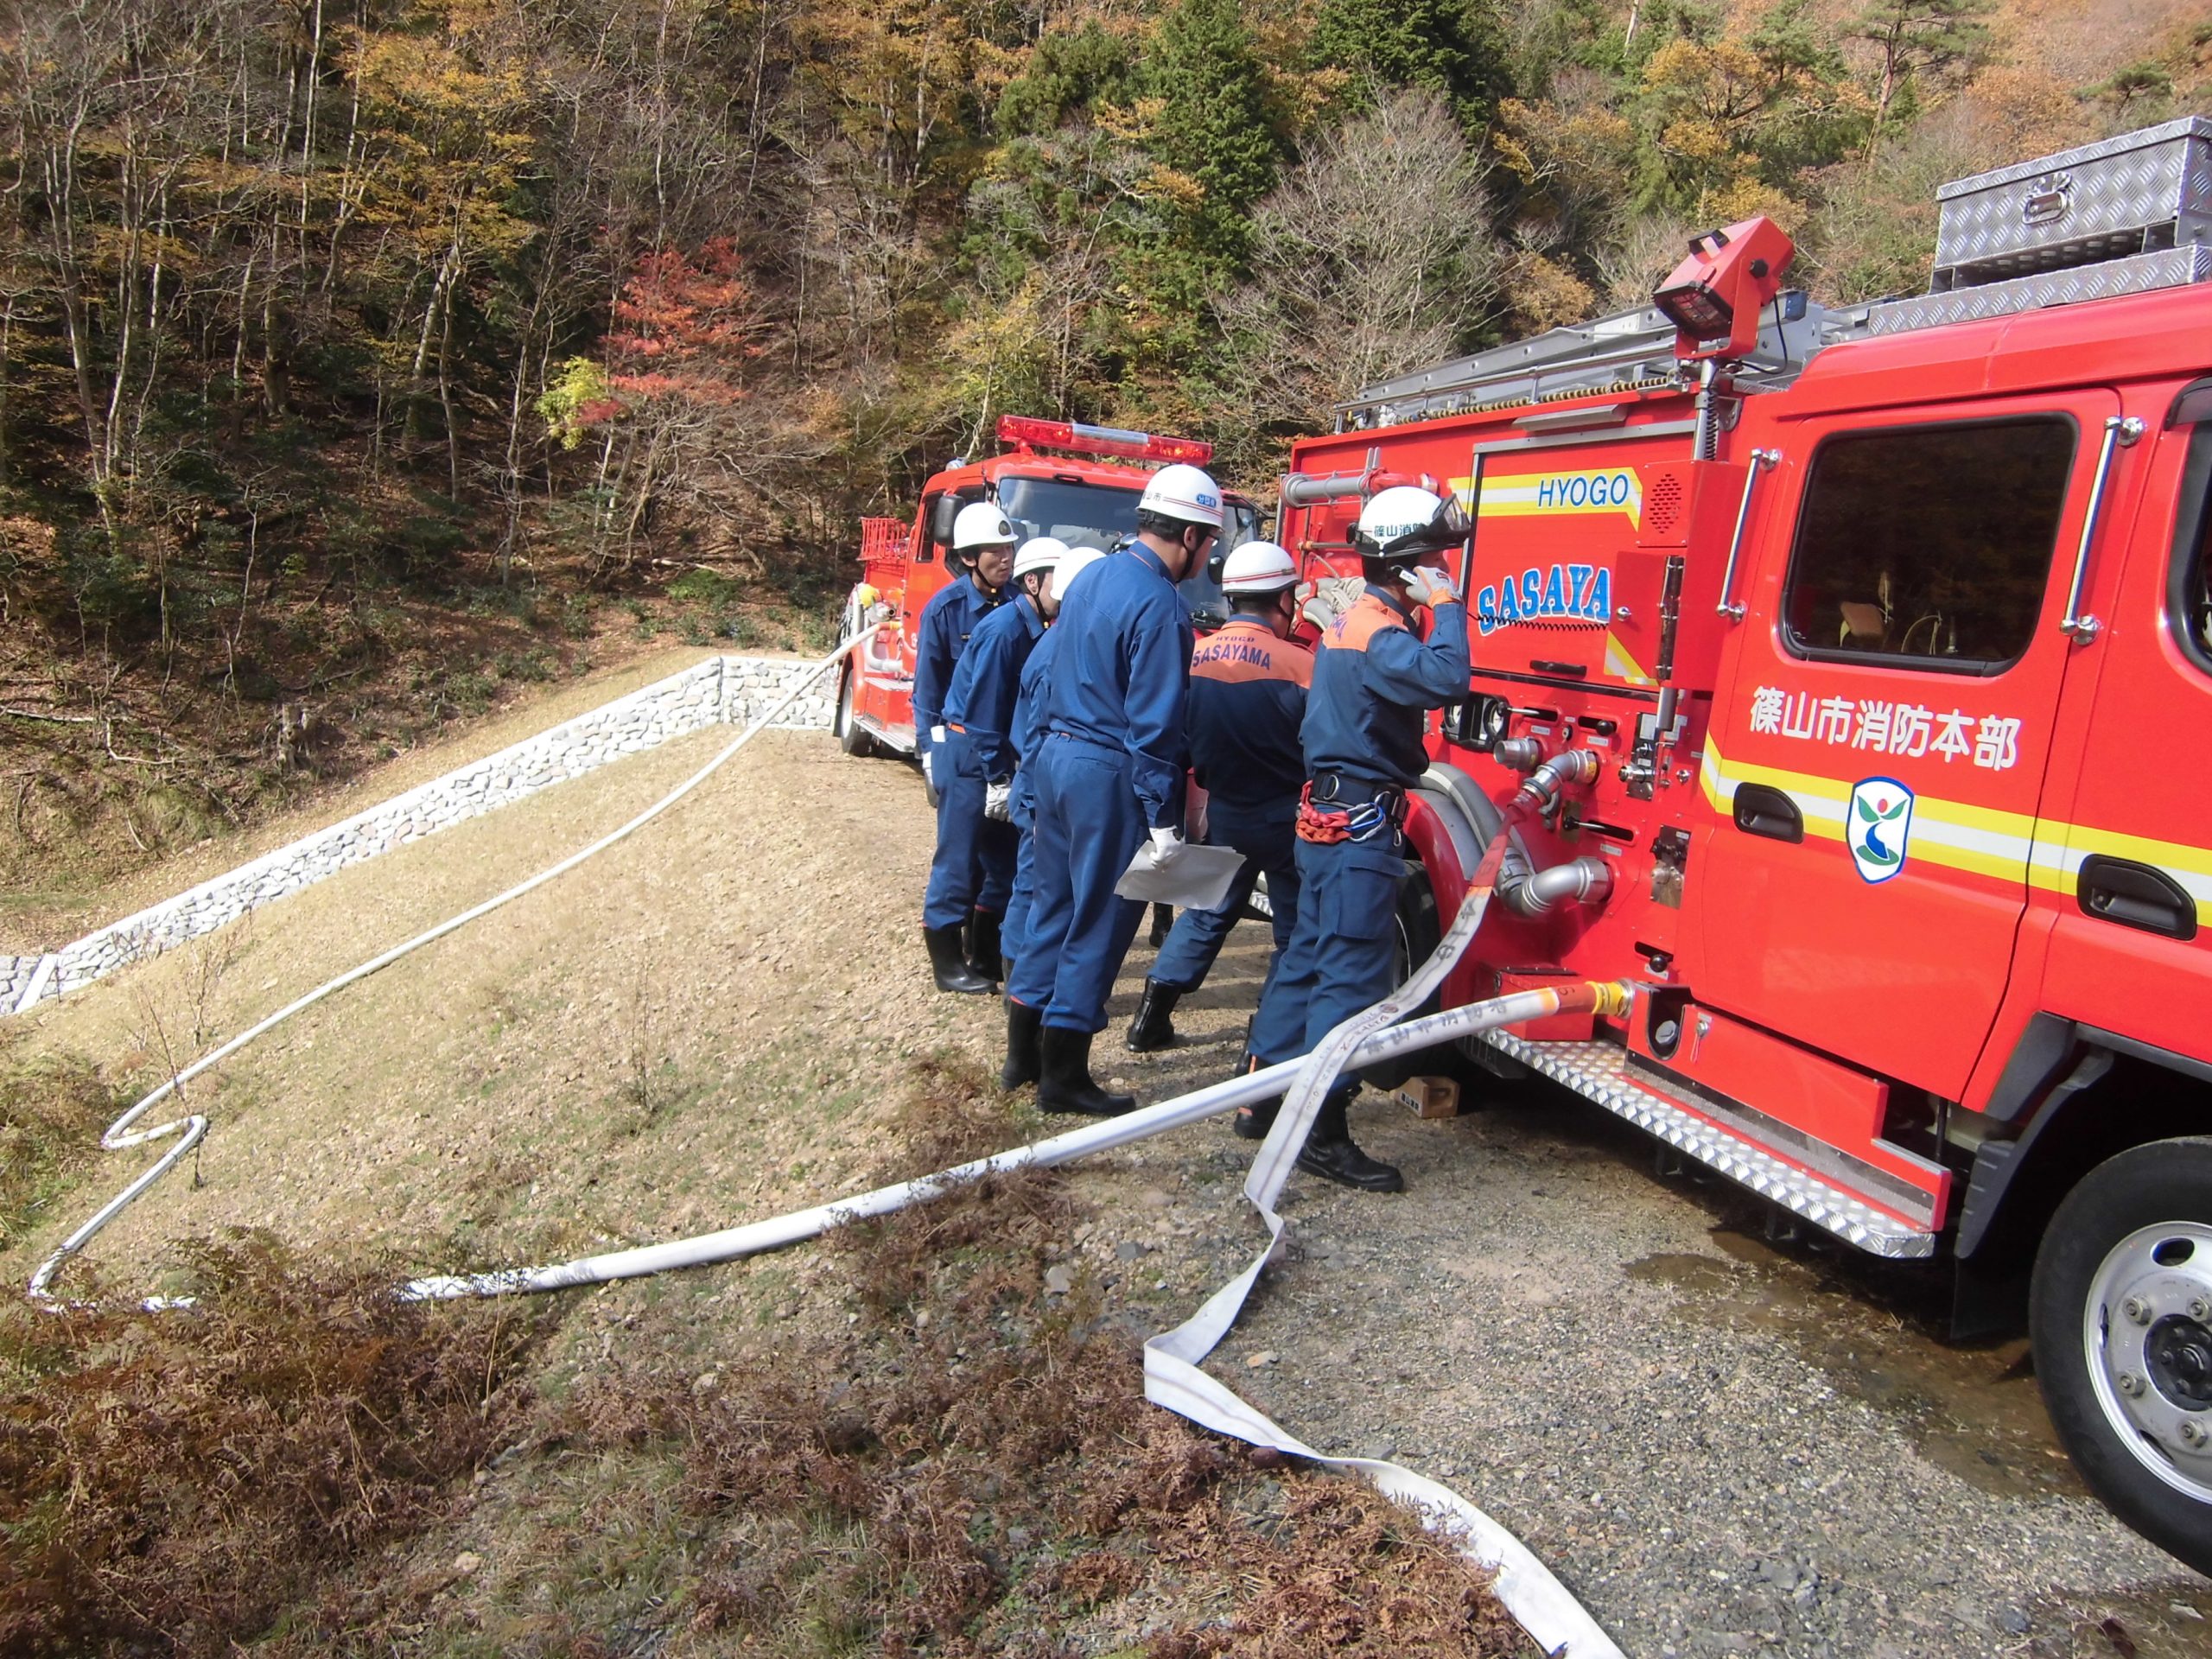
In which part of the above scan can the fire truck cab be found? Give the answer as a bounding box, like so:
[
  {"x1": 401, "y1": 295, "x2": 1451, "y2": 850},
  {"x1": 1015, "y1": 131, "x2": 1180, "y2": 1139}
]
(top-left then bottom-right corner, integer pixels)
[
  {"x1": 833, "y1": 417, "x2": 1262, "y2": 759},
  {"x1": 1281, "y1": 118, "x2": 2212, "y2": 1568}
]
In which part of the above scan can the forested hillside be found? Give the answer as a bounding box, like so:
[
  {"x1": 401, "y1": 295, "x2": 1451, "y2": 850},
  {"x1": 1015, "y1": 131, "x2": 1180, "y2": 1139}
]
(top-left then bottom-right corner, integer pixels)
[{"x1": 2, "y1": 0, "x2": 2207, "y2": 903}]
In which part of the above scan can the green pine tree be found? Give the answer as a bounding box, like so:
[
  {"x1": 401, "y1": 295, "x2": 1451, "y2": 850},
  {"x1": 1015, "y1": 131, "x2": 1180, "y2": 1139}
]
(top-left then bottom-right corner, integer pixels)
[
  {"x1": 1848, "y1": 0, "x2": 1991, "y2": 137},
  {"x1": 1306, "y1": 0, "x2": 1514, "y2": 132},
  {"x1": 1142, "y1": 0, "x2": 1282, "y2": 269},
  {"x1": 995, "y1": 22, "x2": 1137, "y2": 138}
]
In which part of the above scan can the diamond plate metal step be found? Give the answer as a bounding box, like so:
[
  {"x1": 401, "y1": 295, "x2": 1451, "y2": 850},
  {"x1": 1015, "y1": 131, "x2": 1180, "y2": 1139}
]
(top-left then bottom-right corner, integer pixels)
[
  {"x1": 1468, "y1": 1030, "x2": 1938, "y2": 1260},
  {"x1": 855, "y1": 713, "x2": 916, "y2": 754}
]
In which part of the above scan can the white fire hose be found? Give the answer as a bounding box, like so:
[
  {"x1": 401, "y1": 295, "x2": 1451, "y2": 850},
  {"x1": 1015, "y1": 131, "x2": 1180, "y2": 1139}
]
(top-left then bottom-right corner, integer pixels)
[
  {"x1": 27, "y1": 637, "x2": 1628, "y2": 1654},
  {"x1": 27, "y1": 638, "x2": 870, "y2": 1302}
]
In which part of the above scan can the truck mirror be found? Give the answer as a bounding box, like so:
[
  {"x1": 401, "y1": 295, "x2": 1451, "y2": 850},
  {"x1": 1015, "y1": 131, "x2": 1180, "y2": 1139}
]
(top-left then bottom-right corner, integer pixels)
[{"x1": 929, "y1": 494, "x2": 959, "y2": 545}]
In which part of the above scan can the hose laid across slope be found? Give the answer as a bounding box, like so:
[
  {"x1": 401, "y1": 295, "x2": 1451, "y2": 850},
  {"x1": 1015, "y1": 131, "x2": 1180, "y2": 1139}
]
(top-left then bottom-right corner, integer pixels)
[
  {"x1": 29, "y1": 663, "x2": 1628, "y2": 1655},
  {"x1": 410, "y1": 753, "x2": 1628, "y2": 1657},
  {"x1": 28, "y1": 639, "x2": 863, "y2": 1303}
]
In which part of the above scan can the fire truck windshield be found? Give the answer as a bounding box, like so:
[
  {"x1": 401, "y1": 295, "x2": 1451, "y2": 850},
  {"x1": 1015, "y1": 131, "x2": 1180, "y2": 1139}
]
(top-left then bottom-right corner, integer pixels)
[{"x1": 995, "y1": 474, "x2": 1259, "y2": 626}]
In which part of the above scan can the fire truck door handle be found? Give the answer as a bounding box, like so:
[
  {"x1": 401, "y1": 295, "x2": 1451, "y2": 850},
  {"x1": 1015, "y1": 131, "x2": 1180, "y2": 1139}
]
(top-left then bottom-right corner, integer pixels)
[
  {"x1": 1716, "y1": 449, "x2": 1780, "y2": 621},
  {"x1": 2060, "y1": 415, "x2": 2144, "y2": 643},
  {"x1": 2076, "y1": 855, "x2": 2198, "y2": 942},
  {"x1": 1732, "y1": 783, "x2": 1802, "y2": 843}
]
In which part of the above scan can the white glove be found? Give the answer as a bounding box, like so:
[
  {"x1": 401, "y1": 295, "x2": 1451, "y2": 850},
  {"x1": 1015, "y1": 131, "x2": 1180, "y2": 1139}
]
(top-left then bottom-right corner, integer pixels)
[
  {"x1": 1404, "y1": 565, "x2": 1459, "y2": 607},
  {"x1": 985, "y1": 780, "x2": 1013, "y2": 821},
  {"x1": 920, "y1": 747, "x2": 937, "y2": 791},
  {"x1": 1147, "y1": 826, "x2": 1187, "y2": 868}
]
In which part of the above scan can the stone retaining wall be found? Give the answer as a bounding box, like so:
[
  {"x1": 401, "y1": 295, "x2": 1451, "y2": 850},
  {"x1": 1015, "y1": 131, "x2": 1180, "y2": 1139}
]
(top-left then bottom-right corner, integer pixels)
[{"x1": 8, "y1": 653, "x2": 840, "y2": 1014}]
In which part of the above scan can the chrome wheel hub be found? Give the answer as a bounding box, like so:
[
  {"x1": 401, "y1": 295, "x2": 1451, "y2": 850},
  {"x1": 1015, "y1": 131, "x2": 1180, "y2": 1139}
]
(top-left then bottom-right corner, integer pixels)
[{"x1": 2086, "y1": 1222, "x2": 2212, "y2": 1502}]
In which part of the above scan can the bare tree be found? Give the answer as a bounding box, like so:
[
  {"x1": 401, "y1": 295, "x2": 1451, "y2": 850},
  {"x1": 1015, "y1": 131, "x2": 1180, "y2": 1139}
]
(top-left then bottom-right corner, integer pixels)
[{"x1": 1216, "y1": 87, "x2": 1501, "y2": 445}]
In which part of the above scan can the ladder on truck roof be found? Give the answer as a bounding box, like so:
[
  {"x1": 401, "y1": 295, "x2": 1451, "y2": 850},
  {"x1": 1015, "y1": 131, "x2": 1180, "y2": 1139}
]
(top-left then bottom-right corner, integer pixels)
[
  {"x1": 1335, "y1": 298, "x2": 1866, "y2": 431},
  {"x1": 1342, "y1": 117, "x2": 2212, "y2": 435}
]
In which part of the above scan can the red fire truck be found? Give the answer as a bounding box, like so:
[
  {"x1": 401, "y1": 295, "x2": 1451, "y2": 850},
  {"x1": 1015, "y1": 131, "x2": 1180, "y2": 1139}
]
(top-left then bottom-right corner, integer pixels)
[
  {"x1": 832, "y1": 417, "x2": 1262, "y2": 759},
  {"x1": 1280, "y1": 118, "x2": 2212, "y2": 1567}
]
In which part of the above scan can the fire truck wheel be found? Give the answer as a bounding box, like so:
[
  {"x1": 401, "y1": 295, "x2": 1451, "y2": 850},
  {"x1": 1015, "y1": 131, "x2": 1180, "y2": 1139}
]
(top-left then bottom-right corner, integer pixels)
[
  {"x1": 1359, "y1": 863, "x2": 1450, "y2": 1093},
  {"x1": 835, "y1": 665, "x2": 874, "y2": 757},
  {"x1": 2031, "y1": 1137, "x2": 2212, "y2": 1575}
]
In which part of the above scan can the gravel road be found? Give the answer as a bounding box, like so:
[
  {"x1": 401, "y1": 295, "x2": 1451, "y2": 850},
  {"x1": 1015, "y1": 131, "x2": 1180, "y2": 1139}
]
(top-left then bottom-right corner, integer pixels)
[{"x1": 1087, "y1": 919, "x2": 2212, "y2": 1659}]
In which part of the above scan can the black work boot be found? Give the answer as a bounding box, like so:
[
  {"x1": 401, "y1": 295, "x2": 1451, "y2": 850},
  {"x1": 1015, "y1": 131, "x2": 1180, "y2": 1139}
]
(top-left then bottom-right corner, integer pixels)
[
  {"x1": 1231, "y1": 1054, "x2": 1275, "y2": 1140},
  {"x1": 965, "y1": 910, "x2": 1003, "y2": 984},
  {"x1": 1001, "y1": 998, "x2": 1044, "y2": 1090},
  {"x1": 1036, "y1": 1026, "x2": 1137, "y2": 1116},
  {"x1": 1295, "y1": 1088, "x2": 1404, "y2": 1192},
  {"x1": 924, "y1": 925, "x2": 995, "y2": 995},
  {"x1": 1124, "y1": 979, "x2": 1183, "y2": 1052}
]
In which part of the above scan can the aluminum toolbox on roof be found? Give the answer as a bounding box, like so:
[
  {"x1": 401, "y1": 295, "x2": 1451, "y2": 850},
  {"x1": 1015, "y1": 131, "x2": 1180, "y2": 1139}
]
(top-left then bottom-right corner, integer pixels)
[{"x1": 1931, "y1": 115, "x2": 2212, "y2": 289}]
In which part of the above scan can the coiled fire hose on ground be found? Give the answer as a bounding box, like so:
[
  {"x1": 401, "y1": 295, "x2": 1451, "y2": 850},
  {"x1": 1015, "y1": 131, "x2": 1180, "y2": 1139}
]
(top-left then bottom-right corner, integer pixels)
[{"x1": 26, "y1": 643, "x2": 1629, "y2": 1655}]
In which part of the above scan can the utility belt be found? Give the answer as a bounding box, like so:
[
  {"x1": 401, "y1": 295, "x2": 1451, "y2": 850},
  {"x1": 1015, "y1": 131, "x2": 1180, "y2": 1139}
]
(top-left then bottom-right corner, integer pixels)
[{"x1": 1295, "y1": 772, "x2": 1405, "y2": 845}]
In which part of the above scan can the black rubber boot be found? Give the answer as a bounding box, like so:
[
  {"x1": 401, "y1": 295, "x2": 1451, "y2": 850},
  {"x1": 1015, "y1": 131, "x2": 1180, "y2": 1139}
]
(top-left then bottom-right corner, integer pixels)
[
  {"x1": 1124, "y1": 979, "x2": 1183, "y2": 1052},
  {"x1": 1149, "y1": 902, "x2": 1174, "y2": 946},
  {"x1": 925, "y1": 925, "x2": 995, "y2": 995},
  {"x1": 965, "y1": 910, "x2": 1002, "y2": 984},
  {"x1": 1231, "y1": 1054, "x2": 1275, "y2": 1140},
  {"x1": 1001, "y1": 999, "x2": 1043, "y2": 1090},
  {"x1": 1295, "y1": 1088, "x2": 1404, "y2": 1192},
  {"x1": 1036, "y1": 1026, "x2": 1137, "y2": 1116}
]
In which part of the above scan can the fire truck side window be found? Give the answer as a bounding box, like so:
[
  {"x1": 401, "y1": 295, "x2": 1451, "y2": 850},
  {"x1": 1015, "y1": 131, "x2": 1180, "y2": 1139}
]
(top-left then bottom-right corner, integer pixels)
[
  {"x1": 1782, "y1": 417, "x2": 2076, "y2": 671},
  {"x1": 2178, "y1": 425, "x2": 2212, "y2": 675}
]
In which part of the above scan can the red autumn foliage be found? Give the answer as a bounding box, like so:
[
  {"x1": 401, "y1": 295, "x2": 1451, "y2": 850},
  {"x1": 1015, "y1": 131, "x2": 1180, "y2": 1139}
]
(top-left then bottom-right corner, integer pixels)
[{"x1": 601, "y1": 238, "x2": 763, "y2": 414}]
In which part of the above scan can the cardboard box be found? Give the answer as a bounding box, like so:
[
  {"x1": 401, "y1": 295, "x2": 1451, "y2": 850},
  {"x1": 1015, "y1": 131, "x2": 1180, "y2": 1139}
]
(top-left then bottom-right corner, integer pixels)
[{"x1": 1392, "y1": 1075, "x2": 1460, "y2": 1119}]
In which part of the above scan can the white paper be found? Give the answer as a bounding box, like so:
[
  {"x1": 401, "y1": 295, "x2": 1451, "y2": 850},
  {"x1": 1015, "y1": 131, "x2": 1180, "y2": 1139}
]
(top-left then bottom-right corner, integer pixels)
[{"x1": 1114, "y1": 842, "x2": 1243, "y2": 909}]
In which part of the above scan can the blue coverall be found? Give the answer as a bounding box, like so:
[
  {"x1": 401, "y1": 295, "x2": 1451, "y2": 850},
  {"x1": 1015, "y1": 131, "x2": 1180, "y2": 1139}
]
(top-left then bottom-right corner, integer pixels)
[
  {"x1": 1024, "y1": 543, "x2": 1193, "y2": 1034},
  {"x1": 925, "y1": 594, "x2": 1041, "y2": 929},
  {"x1": 1147, "y1": 618, "x2": 1310, "y2": 1003},
  {"x1": 1248, "y1": 585, "x2": 1470, "y2": 1071},
  {"x1": 1001, "y1": 621, "x2": 1064, "y2": 981},
  {"x1": 913, "y1": 575, "x2": 1003, "y2": 930}
]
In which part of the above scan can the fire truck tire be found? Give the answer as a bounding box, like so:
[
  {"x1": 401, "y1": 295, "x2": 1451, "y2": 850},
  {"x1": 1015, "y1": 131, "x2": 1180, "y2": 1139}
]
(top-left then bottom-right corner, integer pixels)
[
  {"x1": 2031, "y1": 1137, "x2": 2212, "y2": 1575},
  {"x1": 835, "y1": 665, "x2": 875, "y2": 757},
  {"x1": 1360, "y1": 863, "x2": 1451, "y2": 1092}
]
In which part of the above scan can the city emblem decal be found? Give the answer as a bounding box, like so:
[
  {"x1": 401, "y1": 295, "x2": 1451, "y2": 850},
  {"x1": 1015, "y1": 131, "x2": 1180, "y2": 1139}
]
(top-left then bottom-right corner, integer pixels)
[{"x1": 1848, "y1": 777, "x2": 1914, "y2": 885}]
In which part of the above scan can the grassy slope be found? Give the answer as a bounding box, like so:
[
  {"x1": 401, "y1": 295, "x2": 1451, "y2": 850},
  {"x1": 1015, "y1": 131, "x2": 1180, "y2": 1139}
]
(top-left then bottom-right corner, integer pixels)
[{"x1": 0, "y1": 681, "x2": 1533, "y2": 1656}]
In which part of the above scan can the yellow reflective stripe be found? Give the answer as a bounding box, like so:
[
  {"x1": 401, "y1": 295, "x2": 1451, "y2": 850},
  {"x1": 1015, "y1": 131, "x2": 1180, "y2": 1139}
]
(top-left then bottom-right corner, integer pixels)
[
  {"x1": 2063, "y1": 821, "x2": 2212, "y2": 883},
  {"x1": 1701, "y1": 740, "x2": 2212, "y2": 920},
  {"x1": 1478, "y1": 469, "x2": 1643, "y2": 525},
  {"x1": 1605, "y1": 632, "x2": 1655, "y2": 686}
]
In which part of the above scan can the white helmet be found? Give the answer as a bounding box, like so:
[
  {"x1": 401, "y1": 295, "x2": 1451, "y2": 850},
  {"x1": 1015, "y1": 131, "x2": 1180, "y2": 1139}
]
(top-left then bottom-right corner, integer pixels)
[
  {"x1": 1052, "y1": 546, "x2": 1109, "y2": 599},
  {"x1": 1013, "y1": 535, "x2": 1069, "y2": 579},
  {"x1": 952, "y1": 500, "x2": 1018, "y2": 551},
  {"x1": 1220, "y1": 540, "x2": 1298, "y2": 594},
  {"x1": 1354, "y1": 485, "x2": 1470, "y2": 563},
  {"x1": 1137, "y1": 462, "x2": 1224, "y2": 531}
]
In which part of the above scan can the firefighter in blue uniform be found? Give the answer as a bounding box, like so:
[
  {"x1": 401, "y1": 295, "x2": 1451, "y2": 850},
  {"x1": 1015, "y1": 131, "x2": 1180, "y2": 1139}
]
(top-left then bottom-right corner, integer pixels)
[
  {"x1": 918, "y1": 501, "x2": 1015, "y2": 994},
  {"x1": 1244, "y1": 486, "x2": 1471, "y2": 1191},
  {"x1": 942, "y1": 534, "x2": 1064, "y2": 1006},
  {"x1": 1126, "y1": 541, "x2": 1309, "y2": 1052},
  {"x1": 1000, "y1": 545, "x2": 1107, "y2": 1088},
  {"x1": 1022, "y1": 464, "x2": 1221, "y2": 1115}
]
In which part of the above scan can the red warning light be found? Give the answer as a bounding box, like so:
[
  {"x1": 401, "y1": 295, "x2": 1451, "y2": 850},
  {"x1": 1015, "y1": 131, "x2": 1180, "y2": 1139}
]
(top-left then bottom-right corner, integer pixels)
[{"x1": 995, "y1": 416, "x2": 1213, "y2": 466}]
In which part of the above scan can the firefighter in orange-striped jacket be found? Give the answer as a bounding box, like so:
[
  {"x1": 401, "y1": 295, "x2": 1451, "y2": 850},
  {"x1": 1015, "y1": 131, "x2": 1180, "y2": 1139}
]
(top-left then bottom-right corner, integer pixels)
[
  {"x1": 1244, "y1": 486, "x2": 1471, "y2": 1192},
  {"x1": 1125, "y1": 542, "x2": 1309, "y2": 1052}
]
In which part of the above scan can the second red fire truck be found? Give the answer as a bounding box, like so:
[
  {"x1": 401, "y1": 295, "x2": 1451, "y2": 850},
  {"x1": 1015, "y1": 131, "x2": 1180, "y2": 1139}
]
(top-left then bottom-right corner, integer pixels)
[{"x1": 832, "y1": 417, "x2": 1261, "y2": 759}]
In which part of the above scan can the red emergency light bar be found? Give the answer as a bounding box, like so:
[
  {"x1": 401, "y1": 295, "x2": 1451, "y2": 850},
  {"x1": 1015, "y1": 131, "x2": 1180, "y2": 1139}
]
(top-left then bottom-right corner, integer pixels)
[{"x1": 995, "y1": 415, "x2": 1213, "y2": 466}]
